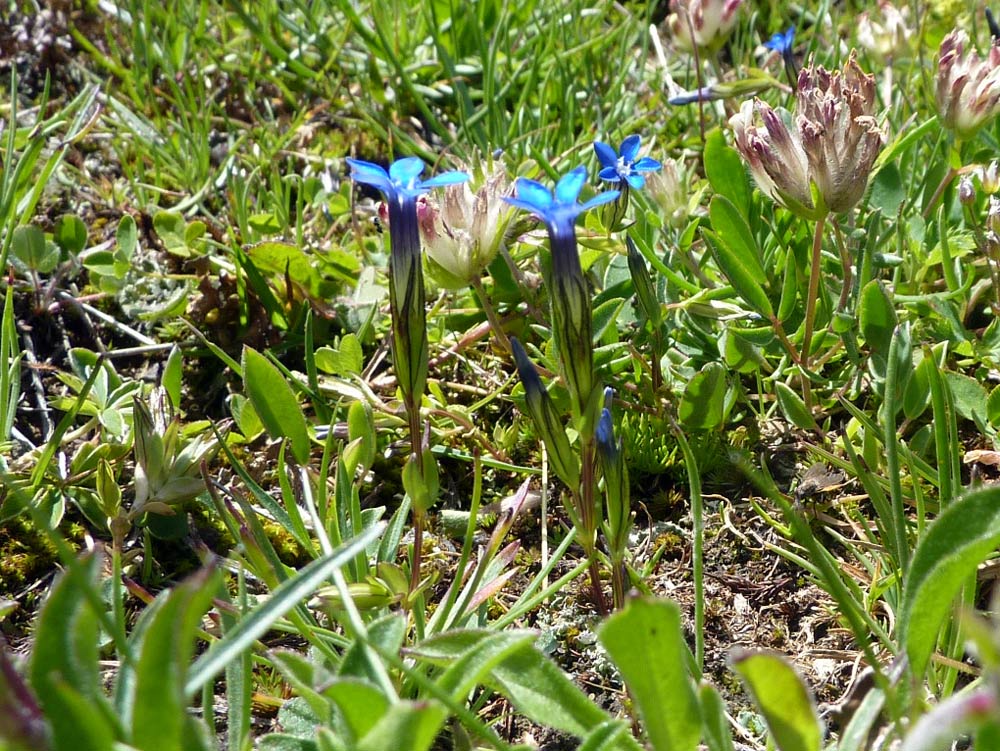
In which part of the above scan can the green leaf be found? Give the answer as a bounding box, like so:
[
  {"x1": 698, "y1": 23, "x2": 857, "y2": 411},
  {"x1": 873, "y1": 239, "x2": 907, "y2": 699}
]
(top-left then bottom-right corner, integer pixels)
[
  {"x1": 944, "y1": 371, "x2": 989, "y2": 425},
  {"x1": 699, "y1": 681, "x2": 735, "y2": 751},
  {"x1": 29, "y1": 553, "x2": 118, "y2": 750},
  {"x1": 599, "y1": 598, "x2": 700, "y2": 751},
  {"x1": 491, "y1": 648, "x2": 637, "y2": 747},
  {"x1": 246, "y1": 240, "x2": 329, "y2": 298},
  {"x1": 355, "y1": 701, "x2": 447, "y2": 751},
  {"x1": 858, "y1": 280, "x2": 896, "y2": 362},
  {"x1": 777, "y1": 248, "x2": 799, "y2": 324},
  {"x1": 153, "y1": 211, "x2": 190, "y2": 257},
  {"x1": 324, "y1": 679, "x2": 390, "y2": 741},
  {"x1": 12, "y1": 225, "x2": 59, "y2": 273},
  {"x1": 242, "y1": 346, "x2": 311, "y2": 464},
  {"x1": 900, "y1": 485, "x2": 1000, "y2": 679},
  {"x1": 259, "y1": 733, "x2": 319, "y2": 751},
  {"x1": 775, "y1": 382, "x2": 818, "y2": 431},
  {"x1": 704, "y1": 129, "x2": 751, "y2": 215},
  {"x1": 903, "y1": 354, "x2": 933, "y2": 421},
  {"x1": 185, "y1": 523, "x2": 384, "y2": 696},
  {"x1": 230, "y1": 393, "x2": 264, "y2": 439},
  {"x1": 128, "y1": 568, "x2": 221, "y2": 751},
  {"x1": 578, "y1": 721, "x2": 635, "y2": 751},
  {"x1": 869, "y1": 162, "x2": 905, "y2": 216},
  {"x1": 117, "y1": 214, "x2": 138, "y2": 260},
  {"x1": 438, "y1": 631, "x2": 539, "y2": 701},
  {"x1": 340, "y1": 614, "x2": 406, "y2": 684},
  {"x1": 731, "y1": 650, "x2": 821, "y2": 751},
  {"x1": 722, "y1": 329, "x2": 765, "y2": 374},
  {"x1": 593, "y1": 297, "x2": 626, "y2": 344},
  {"x1": 162, "y1": 345, "x2": 183, "y2": 410},
  {"x1": 703, "y1": 220, "x2": 772, "y2": 318},
  {"x1": 679, "y1": 362, "x2": 727, "y2": 431},
  {"x1": 54, "y1": 213, "x2": 88, "y2": 255},
  {"x1": 314, "y1": 335, "x2": 364, "y2": 377}
]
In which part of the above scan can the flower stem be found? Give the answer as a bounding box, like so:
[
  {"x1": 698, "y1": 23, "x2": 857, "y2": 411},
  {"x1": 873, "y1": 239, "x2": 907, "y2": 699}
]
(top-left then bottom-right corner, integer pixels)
[
  {"x1": 471, "y1": 277, "x2": 512, "y2": 355},
  {"x1": 579, "y1": 440, "x2": 608, "y2": 615},
  {"x1": 832, "y1": 219, "x2": 854, "y2": 316},
  {"x1": 923, "y1": 166, "x2": 958, "y2": 220},
  {"x1": 801, "y1": 214, "x2": 828, "y2": 412}
]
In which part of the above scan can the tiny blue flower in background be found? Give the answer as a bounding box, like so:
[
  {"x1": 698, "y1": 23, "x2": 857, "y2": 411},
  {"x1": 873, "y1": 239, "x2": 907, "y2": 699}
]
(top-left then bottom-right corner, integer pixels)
[
  {"x1": 504, "y1": 165, "x2": 619, "y2": 237},
  {"x1": 594, "y1": 135, "x2": 662, "y2": 189},
  {"x1": 764, "y1": 26, "x2": 795, "y2": 57},
  {"x1": 764, "y1": 26, "x2": 797, "y2": 85},
  {"x1": 669, "y1": 86, "x2": 716, "y2": 105}
]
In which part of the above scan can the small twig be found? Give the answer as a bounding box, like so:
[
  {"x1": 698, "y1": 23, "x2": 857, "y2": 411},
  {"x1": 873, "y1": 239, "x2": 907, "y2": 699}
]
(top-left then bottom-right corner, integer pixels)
[
  {"x1": 19, "y1": 330, "x2": 53, "y2": 442},
  {"x1": 52, "y1": 290, "x2": 156, "y2": 346}
]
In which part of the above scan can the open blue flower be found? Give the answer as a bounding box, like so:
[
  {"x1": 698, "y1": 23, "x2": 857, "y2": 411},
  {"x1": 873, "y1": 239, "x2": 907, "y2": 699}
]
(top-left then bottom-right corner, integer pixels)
[
  {"x1": 594, "y1": 136, "x2": 662, "y2": 190},
  {"x1": 504, "y1": 166, "x2": 616, "y2": 415},
  {"x1": 346, "y1": 156, "x2": 469, "y2": 206},
  {"x1": 764, "y1": 26, "x2": 795, "y2": 56},
  {"x1": 504, "y1": 166, "x2": 619, "y2": 238},
  {"x1": 346, "y1": 156, "x2": 469, "y2": 415}
]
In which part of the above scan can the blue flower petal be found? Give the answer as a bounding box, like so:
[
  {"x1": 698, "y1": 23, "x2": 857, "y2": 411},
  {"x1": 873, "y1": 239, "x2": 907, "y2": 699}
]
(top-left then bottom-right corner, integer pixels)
[
  {"x1": 625, "y1": 173, "x2": 646, "y2": 190},
  {"x1": 594, "y1": 141, "x2": 619, "y2": 170},
  {"x1": 346, "y1": 158, "x2": 394, "y2": 194},
  {"x1": 512, "y1": 178, "x2": 555, "y2": 211},
  {"x1": 620, "y1": 134, "x2": 641, "y2": 163},
  {"x1": 503, "y1": 196, "x2": 550, "y2": 216},
  {"x1": 634, "y1": 157, "x2": 662, "y2": 172},
  {"x1": 555, "y1": 166, "x2": 588, "y2": 204},
  {"x1": 598, "y1": 166, "x2": 621, "y2": 182},
  {"x1": 596, "y1": 407, "x2": 615, "y2": 450},
  {"x1": 764, "y1": 26, "x2": 795, "y2": 54},
  {"x1": 579, "y1": 190, "x2": 620, "y2": 211},
  {"x1": 388, "y1": 157, "x2": 426, "y2": 186},
  {"x1": 419, "y1": 170, "x2": 471, "y2": 189}
]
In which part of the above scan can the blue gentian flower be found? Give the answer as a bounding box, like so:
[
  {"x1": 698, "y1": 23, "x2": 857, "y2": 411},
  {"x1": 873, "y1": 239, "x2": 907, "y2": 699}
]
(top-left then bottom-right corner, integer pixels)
[
  {"x1": 594, "y1": 135, "x2": 662, "y2": 190},
  {"x1": 765, "y1": 26, "x2": 798, "y2": 85},
  {"x1": 764, "y1": 26, "x2": 795, "y2": 57},
  {"x1": 346, "y1": 157, "x2": 469, "y2": 205},
  {"x1": 504, "y1": 167, "x2": 618, "y2": 415},
  {"x1": 504, "y1": 166, "x2": 619, "y2": 238},
  {"x1": 347, "y1": 156, "x2": 469, "y2": 417}
]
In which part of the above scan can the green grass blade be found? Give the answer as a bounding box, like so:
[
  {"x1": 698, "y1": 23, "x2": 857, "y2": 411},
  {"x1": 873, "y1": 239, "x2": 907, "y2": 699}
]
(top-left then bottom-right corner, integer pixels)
[{"x1": 184, "y1": 522, "x2": 384, "y2": 697}]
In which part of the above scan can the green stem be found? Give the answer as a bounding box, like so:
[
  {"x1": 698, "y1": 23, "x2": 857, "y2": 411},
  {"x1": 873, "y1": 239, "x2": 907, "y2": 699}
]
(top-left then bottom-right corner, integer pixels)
[
  {"x1": 471, "y1": 277, "x2": 512, "y2": 355},
  {"x1": 579, "y1": 440, "x2": 608, "y2": 614},
  {"x1": 801, "y1": 214, "x2": 828, "y2": 411},
  {"x1": 669, "y1": 416, "x2": 704, "y2": 672}
]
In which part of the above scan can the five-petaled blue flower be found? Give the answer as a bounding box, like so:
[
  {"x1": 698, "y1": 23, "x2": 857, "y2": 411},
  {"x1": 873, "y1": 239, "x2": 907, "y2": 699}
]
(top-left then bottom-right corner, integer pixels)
[
  {"x1": 594, "y1": 135, "x2": 662, "y2": 190},
  {"x1": 503, "y1": 166, "x2": 619, "y2": 238},
  {"x1": 764, "y1": 26, "x2": 795, "y2": 57},
  {"x1": 346, "y1": 156, "x2": 469, "y2": 412},
  {"x1": 346, "y1": 156, "x2": 469, "y2": 207}
]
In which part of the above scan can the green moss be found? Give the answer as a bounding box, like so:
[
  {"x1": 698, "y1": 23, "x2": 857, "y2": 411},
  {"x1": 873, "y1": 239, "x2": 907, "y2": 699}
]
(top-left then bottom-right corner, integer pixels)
[{"x1": 0, "y1": 516, "x2": 58, "y2": 596}]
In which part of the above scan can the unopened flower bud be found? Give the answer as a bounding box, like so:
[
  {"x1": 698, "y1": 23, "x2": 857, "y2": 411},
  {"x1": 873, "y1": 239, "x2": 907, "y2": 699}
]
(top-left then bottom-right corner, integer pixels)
[
  {"x1": 988, "y1": 195, "x2": 1000, "y2": 234},
  {"x1": 645, "y1": 158, "x2": 689, "y2": 227},
  {"x1": 959, "y1": 175, "x2": 977, "y2": 204},
  {"x1": 857, "y1": 1, "x2": 911, "y2": 61},
  {"x1": 666, "y1": 0, "x2": 746, "y2": 54},
  {"x1": 980, "y1": 161, "x2": 1000, "y2": 193},
  {"x1": 509, "y1": 337, "x2": 580, "y2": 489}
]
